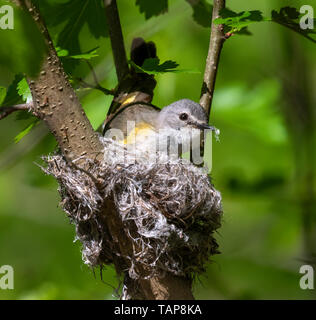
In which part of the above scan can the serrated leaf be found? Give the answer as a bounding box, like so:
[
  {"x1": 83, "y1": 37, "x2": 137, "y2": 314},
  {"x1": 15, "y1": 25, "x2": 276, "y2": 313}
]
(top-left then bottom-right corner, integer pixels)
[
  {"x1": 14, "y1": 119, "x2": 39, "y2": 143},
  {"x1": 214, "y1": 9, "x2": 265, "y2": 34},
  {"x1": 271, "y1": 7, "x2": 316, "y2": 43},
  {"x1": 17, "y1": 78, "x2": 32, "y2": 103},
  {"x1": 0, "y1": 87, "x2": 6, "y2": 105},
  {"x1": 0, "y1": 1, "x2": 47, "y2": 77},
  {"x1": 185, "y1": 0, "x2": 213, "y2": 28},
  {"x1": 129, "y1": 58, "x2": 200, "y2": 75},
  {"x1": 215, "y1": 6, "x2": 316, "y2": 42},
  {"x1": 37, "y1": 0, "x2": 108, "y2": 54},
  {"x1": 274, "y1": 6, "x2": 300, "y2": 20},
  {"x1": 136, "y1": 0, "x2": 168, "y2": 19},
  {"x1": 142, "y1": 58, "x2": 178, "y2": 72}
]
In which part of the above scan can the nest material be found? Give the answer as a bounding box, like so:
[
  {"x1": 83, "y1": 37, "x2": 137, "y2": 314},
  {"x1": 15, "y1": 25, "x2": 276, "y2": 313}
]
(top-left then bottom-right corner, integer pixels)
[{"x1": 42, "y1": 137, "x2": 222, "y2": 279}]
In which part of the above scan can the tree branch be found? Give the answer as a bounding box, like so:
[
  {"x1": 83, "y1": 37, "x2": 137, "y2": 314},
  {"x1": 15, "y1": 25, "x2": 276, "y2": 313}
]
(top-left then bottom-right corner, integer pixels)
[
  {"x1": 12, "y1": 0, "x2": 103, "y2": 165},
  {"x1": 0, "y1": 103, "x2": 33, "y2": 120},
  {"x1": 84, "y1": 61, "x2": 114, "y2": 95},
  {"x1": 104, "y1": 0, "x2": 129, "y2": 82},
  {"x1": 75, "y1": 77, "x2": 114, "y2": 95},
  {"x1": 11, "y1": 0, "x2": 195, "y2": 300},
  {"x1": 200, "y1": 0, "x2": 226, "y2": 119}
]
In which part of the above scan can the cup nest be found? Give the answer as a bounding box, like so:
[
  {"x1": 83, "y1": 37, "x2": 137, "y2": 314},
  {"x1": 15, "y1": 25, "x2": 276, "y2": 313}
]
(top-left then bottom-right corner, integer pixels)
[{"x1": 41, "y1": 137, "x2": 223, "y2": 279}]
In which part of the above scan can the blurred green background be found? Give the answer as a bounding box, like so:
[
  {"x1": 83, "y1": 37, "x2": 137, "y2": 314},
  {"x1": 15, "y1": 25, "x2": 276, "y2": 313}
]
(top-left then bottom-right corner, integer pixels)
[{"x1": 0, "y1": 0, "x2": 316, "y2": 299}]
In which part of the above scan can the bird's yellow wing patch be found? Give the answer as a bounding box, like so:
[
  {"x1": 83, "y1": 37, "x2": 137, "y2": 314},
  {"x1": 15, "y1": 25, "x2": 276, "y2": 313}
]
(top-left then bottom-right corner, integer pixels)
[
  {"x1": 120, "y1": 92, "x2": 138, "y2": 106},
  {"x1": 122, "y1": 122, "x2": 156, "y2": 145}
]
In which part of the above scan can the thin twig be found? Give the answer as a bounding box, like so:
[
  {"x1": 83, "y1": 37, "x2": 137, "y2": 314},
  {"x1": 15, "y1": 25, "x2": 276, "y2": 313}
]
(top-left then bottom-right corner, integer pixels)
[
  {"x1": 200, "y1": 0, "x2": 226, "y2": 119},
  {"x1": 85, "y1": 61, "x2": 115, "y2": 95},
  {"x1": 0, "y1": 103, "x2": 33, "y2": 120},
  {"x1": 86, "y1": 61, "x2": 100, "y2": 87},
  {"x1": 76, "y1": 77, "x2": 114, "y2": 95},
  {"x1": 104, "y1": 0, "x2": 129, "y2": 82}
]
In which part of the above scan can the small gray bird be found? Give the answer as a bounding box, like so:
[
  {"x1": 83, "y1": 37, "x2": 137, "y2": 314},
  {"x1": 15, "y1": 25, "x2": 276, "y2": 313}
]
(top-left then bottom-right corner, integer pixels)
[{"x1": 103, "y1": 99, "x2": 214, "y2": 157}]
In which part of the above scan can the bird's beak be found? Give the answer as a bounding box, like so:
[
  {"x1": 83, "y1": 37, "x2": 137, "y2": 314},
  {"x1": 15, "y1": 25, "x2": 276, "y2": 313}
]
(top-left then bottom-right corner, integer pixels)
[{"x1": 191, "y1": 121, "x2": 216, "y2": 131}]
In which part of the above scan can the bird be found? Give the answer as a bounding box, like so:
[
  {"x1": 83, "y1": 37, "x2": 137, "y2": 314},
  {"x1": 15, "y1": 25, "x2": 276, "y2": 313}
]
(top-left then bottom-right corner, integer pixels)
[{"x1": 103, "y1": 98, "x2": 216, "y2": 162}]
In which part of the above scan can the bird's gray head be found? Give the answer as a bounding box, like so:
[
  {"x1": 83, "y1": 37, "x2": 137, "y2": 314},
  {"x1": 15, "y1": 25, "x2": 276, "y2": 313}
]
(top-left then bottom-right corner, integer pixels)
[{"x1": 156, "y1": 99, "x2": 211, "y2": 131}]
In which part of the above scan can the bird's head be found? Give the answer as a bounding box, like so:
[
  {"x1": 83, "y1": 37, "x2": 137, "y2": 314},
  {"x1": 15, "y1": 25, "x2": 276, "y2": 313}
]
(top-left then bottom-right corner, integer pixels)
[{"x1": 156, "y1": 99, "x2": 214, "y2": 131}]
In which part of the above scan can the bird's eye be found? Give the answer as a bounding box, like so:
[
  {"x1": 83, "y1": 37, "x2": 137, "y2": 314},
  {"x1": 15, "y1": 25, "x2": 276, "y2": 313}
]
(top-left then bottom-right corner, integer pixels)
[{"x1": 179, "y1": 113, "x2": 188, "y2": 121}]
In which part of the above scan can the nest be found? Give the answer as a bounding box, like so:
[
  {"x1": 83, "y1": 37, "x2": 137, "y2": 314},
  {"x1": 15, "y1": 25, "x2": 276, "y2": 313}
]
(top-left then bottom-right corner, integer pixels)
[{"x1": 41, "y1": 137, "x2": 222, "y2": 279}]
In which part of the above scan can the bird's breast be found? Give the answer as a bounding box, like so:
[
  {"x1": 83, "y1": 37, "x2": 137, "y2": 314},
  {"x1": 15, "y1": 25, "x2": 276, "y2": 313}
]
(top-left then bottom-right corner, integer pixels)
[{"x1": 122, "y1": 122, "x2": 157, "y2": 145}]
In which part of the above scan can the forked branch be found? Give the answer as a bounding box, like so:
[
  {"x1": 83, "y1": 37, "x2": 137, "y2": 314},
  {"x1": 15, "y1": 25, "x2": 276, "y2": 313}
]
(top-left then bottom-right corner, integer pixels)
[{"x1": 9, "y1": 0, "x2": 194, "y2": 301}]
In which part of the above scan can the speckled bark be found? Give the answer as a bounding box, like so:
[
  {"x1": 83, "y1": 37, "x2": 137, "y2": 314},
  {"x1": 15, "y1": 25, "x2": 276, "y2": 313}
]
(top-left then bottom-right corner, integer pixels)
[
  {"x1": 11, "y1": 0, "x2": 196, "y2": 300},
  {"x1": 20, "y1": 1, "x2": 102, "y2": 164}
]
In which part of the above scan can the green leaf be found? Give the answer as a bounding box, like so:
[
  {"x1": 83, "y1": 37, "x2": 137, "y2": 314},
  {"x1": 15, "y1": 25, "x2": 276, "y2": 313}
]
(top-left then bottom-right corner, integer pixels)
[
  {"x1": 14, "y1": 119, "x2": 39, "y2": 143},
  {"x1": 15, "y1": 110, "x2": 34, "y2": 121},
  {"x1": 271, "y1": 7, "x2": 316, "y2": 43},
  {"x1": 129, "y1": 58, "x2": 200, "y2": 75},
  {"x1": 0, "y1": 87, "x2": 6, "y2": 105},
  {"x1": 56, "y1": 47, "x2": 69, "y2": 57},
  {"x1": 214, "y1": 6, "x2": 316, "y2": 43},
  {"x1": 0, "y1": 1, "x2": 47, "y2": 77},
  {"x1": 272, "y1": 6, "x2": 300, "y2": 21},
  {"x1": 17, "y1": 78, "x2": 31, "y2": 102},
  {"x1": 0, "y1": 74, "x2": 24, "y2": 107},
  {"x1": 185, "y1": 0, "x2": 213, "y2": 28},
  {"x1": 142, "y1": 58, "x2": 178, "y2": 72},
  {"x1": 214, "y1": 9, "x2": 265, "y2": 34},
  {"x1": 37, "y1": 0, "x2": 108, "y2": 54},
  {"x1": 56, "y1": 46, "x2": 99, "y2": 60},
  {"x1": 68, "y1": 47, "x2": 99, "y2": 60},
  {"x1": 136, "y1": 0, "x2": 168, "y2": 20}
]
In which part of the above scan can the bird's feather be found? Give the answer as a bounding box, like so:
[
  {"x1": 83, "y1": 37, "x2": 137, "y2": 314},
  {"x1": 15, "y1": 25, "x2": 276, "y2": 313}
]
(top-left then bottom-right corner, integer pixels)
[{"x1": 106, "y1": 104, "x2": 159, "y2": 136}]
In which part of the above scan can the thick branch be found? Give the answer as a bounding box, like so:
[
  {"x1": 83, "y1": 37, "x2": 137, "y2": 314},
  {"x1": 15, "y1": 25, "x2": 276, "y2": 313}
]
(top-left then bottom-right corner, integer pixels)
[
  {"x1": 104, "y1": 0, "x2": 129, "y2": 82},
  {"x1": 12, "y1": 0, "x2": 195, "y2": 300},
  {"x1": 0, "y1": 103, "x2": 33, "y2": 120},
  {"x1": 200, "y1": 0, "x2": 226, "y2": 118},
  {"x1": 13, "y1": 0, "x2": 103, "y2": 164}
]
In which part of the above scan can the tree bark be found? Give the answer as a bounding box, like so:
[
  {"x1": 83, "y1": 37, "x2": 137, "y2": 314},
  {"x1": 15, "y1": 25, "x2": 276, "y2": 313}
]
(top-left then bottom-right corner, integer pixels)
[
  {"x1": 104, "y1": 0, "x2": 129, "y2": 82},
  {"x1": 11, "y1": 0, "x2": 195, "y2": 300},
  {"x1": 200, "y1": 0, "x2": 226, "y2": 119}
]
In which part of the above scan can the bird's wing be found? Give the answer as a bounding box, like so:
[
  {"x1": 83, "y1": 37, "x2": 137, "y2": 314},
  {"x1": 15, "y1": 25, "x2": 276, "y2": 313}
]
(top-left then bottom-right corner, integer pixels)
[{"x1": 104, "y1": 104, "x2": 160, "y2": 137}]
